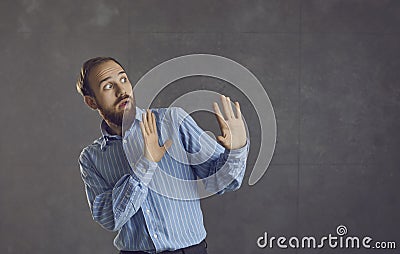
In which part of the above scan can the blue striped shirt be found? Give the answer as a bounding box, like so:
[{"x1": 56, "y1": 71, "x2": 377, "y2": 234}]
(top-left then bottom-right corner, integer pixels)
[{"x1": 78, "y1": 106, "x2": 249, "y2": 252}]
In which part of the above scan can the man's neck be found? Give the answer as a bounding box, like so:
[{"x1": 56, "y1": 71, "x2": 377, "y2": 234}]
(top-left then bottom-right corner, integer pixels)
[{"x1": 105, "y1": 121, "x2": 122, "y2": 137}]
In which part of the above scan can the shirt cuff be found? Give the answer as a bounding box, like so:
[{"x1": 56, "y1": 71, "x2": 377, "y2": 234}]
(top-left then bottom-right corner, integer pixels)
[
  {"x1": 224, "y1": 138, "x2": 250, "y2": 160},
  {"x1": 132, "y1": 156, "x2": 158, "y2": 186}
]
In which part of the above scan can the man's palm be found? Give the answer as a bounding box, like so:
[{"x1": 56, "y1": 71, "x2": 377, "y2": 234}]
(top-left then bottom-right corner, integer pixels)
[
  {"x1": 213, "y1": 95, "x2": 247, "y2": 150},
  {"x1": 139, "y1": 109, "x2": 172, "y2": 162}
]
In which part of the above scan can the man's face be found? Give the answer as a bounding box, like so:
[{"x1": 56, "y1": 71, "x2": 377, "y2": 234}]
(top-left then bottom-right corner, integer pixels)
[{"x1": 86, "y1": 60, "x2": 136, "y2": 127}]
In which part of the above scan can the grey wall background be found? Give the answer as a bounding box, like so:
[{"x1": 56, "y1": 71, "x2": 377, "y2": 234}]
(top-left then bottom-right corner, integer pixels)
[{"x1": 0, "y1": 0, "x2": 399, "y2": 253}]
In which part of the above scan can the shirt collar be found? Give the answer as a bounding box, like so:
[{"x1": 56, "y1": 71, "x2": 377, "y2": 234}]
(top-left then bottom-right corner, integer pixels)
[{"x1": 100, "y1": 106, "x2": 145, "y2": 149}]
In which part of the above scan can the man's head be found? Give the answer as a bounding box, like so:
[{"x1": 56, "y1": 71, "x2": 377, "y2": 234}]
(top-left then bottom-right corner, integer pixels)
[{"x1": 77, "y1": 57, "x2": 136, "y2": 128}]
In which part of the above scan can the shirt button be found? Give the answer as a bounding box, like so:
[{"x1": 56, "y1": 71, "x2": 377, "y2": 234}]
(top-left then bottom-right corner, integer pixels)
[
  {"x1": 123, "y1": 139, "x2": 127, "y2": 144},
  {"x1": 153, "y1": 233, "x2": 158, "y2": 239},
  {"x1": 146, "y1": 209, "x2": 150, "y2": 214}
]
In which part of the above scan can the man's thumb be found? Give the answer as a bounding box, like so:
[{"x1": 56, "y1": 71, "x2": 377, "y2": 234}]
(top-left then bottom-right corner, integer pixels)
[
  {"x1": 163, "y1": 139, "x2": 173, "y2": 150},
  {"x1": 217, "y1": 136, "x2": 225, "y2": 144}
]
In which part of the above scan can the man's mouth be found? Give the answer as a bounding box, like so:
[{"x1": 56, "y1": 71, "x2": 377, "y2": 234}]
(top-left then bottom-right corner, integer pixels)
[{"x1": 117, "y1": 98, "x2": 130, "y2": 109}]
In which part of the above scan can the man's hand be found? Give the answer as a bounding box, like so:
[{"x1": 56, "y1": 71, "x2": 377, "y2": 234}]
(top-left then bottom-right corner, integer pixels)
[
  {"x1": 139, "y1": 109, "x2": 172, "y2": 162},
  {"x1": 213, "y1": 95, "x2": 247, "y2": 150}
]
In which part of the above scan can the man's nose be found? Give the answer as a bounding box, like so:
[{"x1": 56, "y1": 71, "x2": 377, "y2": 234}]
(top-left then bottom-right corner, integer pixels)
[{"x1": 115, "y1": 82, "x2": 126, "y2": 96}]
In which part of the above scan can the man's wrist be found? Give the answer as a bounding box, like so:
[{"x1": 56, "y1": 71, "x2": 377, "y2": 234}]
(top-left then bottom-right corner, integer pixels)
[
  {"x1": 132, "y1": 156, "x2": 158, "y2": 186},
  {"x1": 224, "y1": 138, "x2": 249, "y2": 158}
]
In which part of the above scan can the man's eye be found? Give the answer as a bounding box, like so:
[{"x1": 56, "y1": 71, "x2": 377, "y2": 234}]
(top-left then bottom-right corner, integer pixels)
[
  {"x1": 104, "y1": 83, "x2": 113, "y2": 89},
  {"x1": 121, "y1": 77, "x2": 127, "y2": 83}
]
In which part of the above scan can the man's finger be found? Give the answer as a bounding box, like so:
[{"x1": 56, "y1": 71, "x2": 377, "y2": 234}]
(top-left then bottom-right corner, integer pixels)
[
  {"x1": 234, "y1": 101, "x2": 241, "y2": 119},
  {"x1": 146, "y1": 109, "x2": 153, "y2": 133},
  {"x1": 220, "y1": 95, "x2": 231, "y2": 119},
  {"x1": 139, "y1": 121, "x2": 148, "y2": 137},
  {"x1": 151, "y1": 112, "x2": 157, "y2": 135},
  {"x1": 142, "y1": 113, "x2": 150, "y2": 135},
  {"x1": 213, "y1": 102, "x2": 227, "y2": 127},
  {"x1": 226, "y1": 97, "x2": 235, "y2": 118}
]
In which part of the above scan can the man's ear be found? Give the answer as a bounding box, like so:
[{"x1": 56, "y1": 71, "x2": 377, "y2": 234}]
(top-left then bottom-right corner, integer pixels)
[{"x1": 84, "y1": 95, "x2": 98, "y2": 110}]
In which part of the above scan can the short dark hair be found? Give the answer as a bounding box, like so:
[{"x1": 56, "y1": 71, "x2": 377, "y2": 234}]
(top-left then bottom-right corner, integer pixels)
[{"x1": 76, "y1": 57, "x2": 124, "y2": 97}]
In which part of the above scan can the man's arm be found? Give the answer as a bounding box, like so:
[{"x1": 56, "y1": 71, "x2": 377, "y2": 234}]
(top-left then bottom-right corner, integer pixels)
[
  {"x1": 79, "y1": 110, "x2": 171, "y2": 231},
  {"x1": 78, "y1": 150, "x2": 157, "y2": 232},
  {"x1": 175, "y1": 102, "x2": 250, "y2": 195}
]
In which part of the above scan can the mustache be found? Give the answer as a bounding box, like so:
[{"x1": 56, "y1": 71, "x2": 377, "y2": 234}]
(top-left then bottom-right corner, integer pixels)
[{"x1": 115, "y1": 94, "x2": 131, "y2": 106}]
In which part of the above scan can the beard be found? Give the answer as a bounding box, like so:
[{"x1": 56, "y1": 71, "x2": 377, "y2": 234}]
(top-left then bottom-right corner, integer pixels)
[
  {"x1": 97, "y1": 94, "x2": 136, "y2": 128},
  {"x1": 99, "y1": 105, "x2": 124, "y2": 126}
]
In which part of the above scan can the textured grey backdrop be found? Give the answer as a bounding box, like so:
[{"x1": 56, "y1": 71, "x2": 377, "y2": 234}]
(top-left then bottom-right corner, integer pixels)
[{"x1": 0, "y1": 0, "x2": 399, "y2": 253}]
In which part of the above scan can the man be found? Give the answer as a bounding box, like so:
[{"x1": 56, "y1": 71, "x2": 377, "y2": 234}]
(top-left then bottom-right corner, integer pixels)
[{"x1": 76, "y1": 57, "x2": 250, "y2": 253}]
